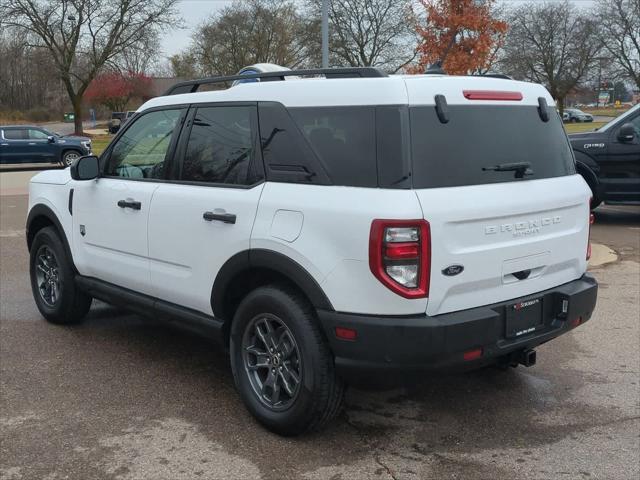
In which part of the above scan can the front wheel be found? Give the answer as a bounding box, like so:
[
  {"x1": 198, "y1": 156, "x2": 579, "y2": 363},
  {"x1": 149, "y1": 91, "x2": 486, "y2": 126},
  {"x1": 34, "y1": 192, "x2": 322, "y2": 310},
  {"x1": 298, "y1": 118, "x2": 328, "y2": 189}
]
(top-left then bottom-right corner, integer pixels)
[
  {"x1": 29, "y1": 227, "x2": 92, "y2": 324},
  {"x1": 230, "y1": 285, "x2": 344, "y2": 436},
  {"x1": 62, "y1": 150, "x2": 81, "y2": 166}
]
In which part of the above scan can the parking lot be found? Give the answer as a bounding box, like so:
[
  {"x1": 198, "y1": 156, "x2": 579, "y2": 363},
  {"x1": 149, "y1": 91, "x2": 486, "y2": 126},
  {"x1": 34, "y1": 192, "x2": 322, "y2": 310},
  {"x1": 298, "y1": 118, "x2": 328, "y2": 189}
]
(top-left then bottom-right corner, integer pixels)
[{"x1": 1, "y1": 183, "x2": 638, "y2": 479}]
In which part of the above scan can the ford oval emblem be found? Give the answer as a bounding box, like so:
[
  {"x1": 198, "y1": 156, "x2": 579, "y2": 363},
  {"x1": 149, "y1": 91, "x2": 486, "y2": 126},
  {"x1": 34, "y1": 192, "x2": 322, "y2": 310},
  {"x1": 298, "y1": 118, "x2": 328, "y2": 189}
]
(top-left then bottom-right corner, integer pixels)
[{"x1": 442, "y1": 265, "x2": 464, "y2": 276}]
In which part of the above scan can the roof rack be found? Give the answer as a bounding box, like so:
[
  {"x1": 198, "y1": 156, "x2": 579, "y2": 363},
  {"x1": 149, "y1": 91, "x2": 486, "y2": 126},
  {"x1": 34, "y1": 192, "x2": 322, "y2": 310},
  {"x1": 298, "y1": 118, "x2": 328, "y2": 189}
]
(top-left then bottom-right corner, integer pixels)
[
  {"x1": 163, "y1": 67, "x2": 388, "y2": 96},
  {"x1": 473, "y1": 73, "x2": 513, "y2": 80}
]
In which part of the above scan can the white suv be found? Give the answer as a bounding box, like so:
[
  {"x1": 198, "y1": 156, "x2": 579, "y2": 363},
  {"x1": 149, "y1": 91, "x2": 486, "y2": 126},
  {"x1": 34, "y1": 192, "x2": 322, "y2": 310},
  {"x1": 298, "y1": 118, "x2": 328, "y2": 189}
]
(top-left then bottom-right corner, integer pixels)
[{"x1": 26, "y1": 67, "x2": 598, "y2": 435}]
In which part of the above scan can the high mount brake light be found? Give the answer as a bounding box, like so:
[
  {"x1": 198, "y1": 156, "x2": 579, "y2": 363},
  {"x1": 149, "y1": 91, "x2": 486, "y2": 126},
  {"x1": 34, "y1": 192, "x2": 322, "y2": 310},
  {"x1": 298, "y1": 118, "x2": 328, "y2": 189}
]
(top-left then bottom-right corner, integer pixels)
[
  {"x1": 369, "y1": 220, "x2": 431, "y2": 299},
  {"x1": 463, "y1": 90, "x2": 523, "y2": 101}
]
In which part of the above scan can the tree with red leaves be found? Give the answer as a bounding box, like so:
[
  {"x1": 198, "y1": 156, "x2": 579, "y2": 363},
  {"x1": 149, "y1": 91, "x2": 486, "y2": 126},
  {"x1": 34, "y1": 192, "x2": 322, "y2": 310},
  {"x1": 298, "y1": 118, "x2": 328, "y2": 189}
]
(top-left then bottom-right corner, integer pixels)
[
  {"x1": 85, "y1": 72, "x2": 152, "y2": 112},
  {"x1": 412, "y1": 0, "x2": 507, "y2": 75}
]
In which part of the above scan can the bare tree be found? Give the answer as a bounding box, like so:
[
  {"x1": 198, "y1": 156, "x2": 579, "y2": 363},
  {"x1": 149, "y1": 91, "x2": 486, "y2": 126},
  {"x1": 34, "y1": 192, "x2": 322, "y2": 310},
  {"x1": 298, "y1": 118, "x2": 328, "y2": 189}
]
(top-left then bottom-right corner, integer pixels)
[
  {"x1": 0, "y1": 27, "x2": 66, "y2": 116},
  {"x1": 500, "y1": 1, "x2": 602, "y2": 113},
  {"x1": 110, "y1": 32, "x2": 163, "y2": 75},
  {"x1": 183, "y1": 0, "x2": 313, "y2": 77},
  {"x1": 169, "y1": 51, "x2": 200, "y2": 79},
  {"x1": 2, "y1": 0, "x2": 180, "y2": 134},
  {"x1": 597, "y1": 0, "x2": 640, "y2": 89},
  {"x1": 306, "y1": 0, "x2": 417, "y2": 72}
]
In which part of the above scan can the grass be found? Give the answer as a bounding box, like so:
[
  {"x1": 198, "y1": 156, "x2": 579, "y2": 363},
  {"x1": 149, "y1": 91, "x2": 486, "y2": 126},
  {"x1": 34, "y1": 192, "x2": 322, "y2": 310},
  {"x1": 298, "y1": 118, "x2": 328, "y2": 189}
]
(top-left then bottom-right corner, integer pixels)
[
  {"x1": 89, "y1": 134, "x2": 111, "y2": 156},
  {"x1": 563, "y1": 122, "x2": 606, "y2": 134},
  {"x1": 582, "y1": 107, "x2": 630, "y2": 118}
]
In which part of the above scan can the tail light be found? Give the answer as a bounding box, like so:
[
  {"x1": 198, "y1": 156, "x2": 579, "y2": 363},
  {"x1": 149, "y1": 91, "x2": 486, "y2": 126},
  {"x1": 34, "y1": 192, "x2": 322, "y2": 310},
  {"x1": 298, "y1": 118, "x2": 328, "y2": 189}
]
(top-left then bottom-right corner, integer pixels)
[
  {"x1": 586, "y1": 200, "x2": 594, "y2": 260},
  {"x1": 369, "y1": 219, "x2": 431, "y2": 298}
]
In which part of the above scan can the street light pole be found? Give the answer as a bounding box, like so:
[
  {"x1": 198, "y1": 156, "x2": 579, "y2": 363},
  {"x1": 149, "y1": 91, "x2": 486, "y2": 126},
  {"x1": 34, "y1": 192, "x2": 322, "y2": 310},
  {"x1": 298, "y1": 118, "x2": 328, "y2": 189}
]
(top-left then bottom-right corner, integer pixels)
[{"x1": 322, "y1": 0, "x2": 329, "y2": 68}]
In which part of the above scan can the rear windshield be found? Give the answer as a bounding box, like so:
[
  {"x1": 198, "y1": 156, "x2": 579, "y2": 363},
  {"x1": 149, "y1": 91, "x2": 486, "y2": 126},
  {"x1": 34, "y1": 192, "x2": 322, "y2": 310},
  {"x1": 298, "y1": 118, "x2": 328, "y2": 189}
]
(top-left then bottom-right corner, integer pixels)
[{"x1": 410, "y1": 105, "x2": 575, "y2": 188}]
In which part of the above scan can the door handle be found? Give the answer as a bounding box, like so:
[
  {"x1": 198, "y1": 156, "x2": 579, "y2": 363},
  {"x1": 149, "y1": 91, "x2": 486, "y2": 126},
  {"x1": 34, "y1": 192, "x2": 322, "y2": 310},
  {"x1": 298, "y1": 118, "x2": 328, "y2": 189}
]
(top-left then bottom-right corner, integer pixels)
[
  {"x1": 117, "y1": 199, "x2": 142, "y2": 210},
  {"x1": 203, "y1": 211, "x2": 236, "y2": 224}
]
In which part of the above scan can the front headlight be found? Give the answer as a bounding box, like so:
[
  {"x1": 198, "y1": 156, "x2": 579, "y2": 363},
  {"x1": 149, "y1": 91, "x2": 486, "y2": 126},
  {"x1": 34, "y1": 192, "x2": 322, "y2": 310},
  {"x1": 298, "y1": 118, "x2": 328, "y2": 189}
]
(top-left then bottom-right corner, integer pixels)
[{"x1": 81, "y1": 141, "x2": 92, "y2": 152}]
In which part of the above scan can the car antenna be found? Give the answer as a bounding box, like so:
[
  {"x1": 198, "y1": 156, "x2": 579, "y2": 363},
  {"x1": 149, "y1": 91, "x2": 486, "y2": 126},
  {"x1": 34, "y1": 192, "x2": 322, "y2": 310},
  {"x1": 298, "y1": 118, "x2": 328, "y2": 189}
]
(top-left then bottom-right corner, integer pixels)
[
  {"x1": 424, "y1": 29, "x2": 458, "y2": 75},
  {"x1": 425, "y1": 61, "x2": 446, "y2": 75}
]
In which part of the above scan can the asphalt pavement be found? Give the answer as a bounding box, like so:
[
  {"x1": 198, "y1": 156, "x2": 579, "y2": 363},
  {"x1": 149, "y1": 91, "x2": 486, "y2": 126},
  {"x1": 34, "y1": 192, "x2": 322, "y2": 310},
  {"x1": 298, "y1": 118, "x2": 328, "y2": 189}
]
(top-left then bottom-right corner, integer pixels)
[{"x1": 1, "y1": 188, "x2": 638, "y2": 479}]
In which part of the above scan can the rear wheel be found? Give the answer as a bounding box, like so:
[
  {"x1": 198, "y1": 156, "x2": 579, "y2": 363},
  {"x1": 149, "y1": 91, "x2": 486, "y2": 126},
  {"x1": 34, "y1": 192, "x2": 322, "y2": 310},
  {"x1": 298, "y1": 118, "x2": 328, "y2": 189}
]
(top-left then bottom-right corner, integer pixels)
[
  {"x1": 230, "y1": 285, "x2": 344, "y2": 436},
  {"x1": 29, "y1": 227, "x2": 92, "y2": 324}
]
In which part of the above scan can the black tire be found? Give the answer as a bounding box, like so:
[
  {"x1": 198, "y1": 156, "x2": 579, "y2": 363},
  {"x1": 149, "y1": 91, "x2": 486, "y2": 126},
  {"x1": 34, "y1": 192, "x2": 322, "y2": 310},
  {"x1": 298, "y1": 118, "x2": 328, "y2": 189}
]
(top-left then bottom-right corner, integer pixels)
[
  {"x1": 29, "y1": 226, "x2": 92, "y2": 324},
  {"x1": 230, "y1": 285, "x2": 344, "y2": 436},
  {"x1": 578, "y1": 171, "x2": 602, "y2": 209},
  {"x1": 62, "y1": 150, "x2": 82, "y2": 166}
]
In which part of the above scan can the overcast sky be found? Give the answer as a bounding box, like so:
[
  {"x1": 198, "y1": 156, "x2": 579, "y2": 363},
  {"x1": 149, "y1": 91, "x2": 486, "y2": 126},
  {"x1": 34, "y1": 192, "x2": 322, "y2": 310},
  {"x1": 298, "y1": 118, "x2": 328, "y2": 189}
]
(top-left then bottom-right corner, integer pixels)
[{"x1": 160, "y1": 0, "x2": 597, "y2": 61}]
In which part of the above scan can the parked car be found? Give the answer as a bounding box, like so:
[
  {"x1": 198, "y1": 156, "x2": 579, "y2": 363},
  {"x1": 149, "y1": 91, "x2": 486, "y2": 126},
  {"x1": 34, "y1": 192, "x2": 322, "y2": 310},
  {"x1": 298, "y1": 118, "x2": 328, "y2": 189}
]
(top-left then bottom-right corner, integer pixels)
[
  {"x1": 26, "y1": 66, "x2": 598, "y2": 436},
  {"x1": 0, "y1": 125, "x2": 91, "y2": 166},
  {"x1": 107, "y1": 112, "x2": 125, "y2": 134},
  {"x1": 108, "y1": 111, "x2": 138, "y2": 134},
  {"x1": 565, "y1": 108, "x2": 594, "y2": 123},
  {"x1": 562, "y1": 111, "x2": 570, "y2": 122},
  {"x1": 569, "y1": 104, "x2": 640, "y2": 208}
]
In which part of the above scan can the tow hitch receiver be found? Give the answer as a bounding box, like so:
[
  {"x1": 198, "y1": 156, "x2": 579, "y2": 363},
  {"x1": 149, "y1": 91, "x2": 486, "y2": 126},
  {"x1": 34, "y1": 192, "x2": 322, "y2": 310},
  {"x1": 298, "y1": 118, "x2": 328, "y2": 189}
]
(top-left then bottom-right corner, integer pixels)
[{"x1": 519, "y1": 349, "x2": 537, "y2": 367}]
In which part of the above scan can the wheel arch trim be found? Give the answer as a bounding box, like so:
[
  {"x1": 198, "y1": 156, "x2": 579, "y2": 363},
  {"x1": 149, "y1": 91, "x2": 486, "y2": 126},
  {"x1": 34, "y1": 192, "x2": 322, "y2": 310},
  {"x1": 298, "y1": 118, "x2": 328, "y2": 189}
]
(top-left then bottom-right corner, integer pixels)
[
  {"x1": 26, "y1": 203, "x2": 76, "y2": 271},
  {"x1": 210, "y1": 249, "x2": 334, "y2": 320}
]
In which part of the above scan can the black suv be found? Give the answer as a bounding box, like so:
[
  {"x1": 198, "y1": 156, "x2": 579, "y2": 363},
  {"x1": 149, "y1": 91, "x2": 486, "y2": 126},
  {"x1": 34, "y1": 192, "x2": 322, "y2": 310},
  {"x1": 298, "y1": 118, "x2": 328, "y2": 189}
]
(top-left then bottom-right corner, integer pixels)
[
  {"x1": 569, "y1": 105, "x2": 640, "y2": 207},
  {"x1": 0, "y1": 126, "x2": 92, "y2": 167}
]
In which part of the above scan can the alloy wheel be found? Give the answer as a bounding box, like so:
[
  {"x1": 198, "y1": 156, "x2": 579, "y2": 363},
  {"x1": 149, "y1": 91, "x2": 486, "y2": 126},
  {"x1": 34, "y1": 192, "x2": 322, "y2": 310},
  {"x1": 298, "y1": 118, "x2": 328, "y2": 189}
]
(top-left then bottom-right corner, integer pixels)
[
  {"x1": 35, "y1": 245, "x2": 61, "y2": 307},
  {"x1": 242, "y1": 314, "x2": 302, "y2": 411},
  {"x1": 64, "y1": 152, "x2": 80, "y2": 165}
]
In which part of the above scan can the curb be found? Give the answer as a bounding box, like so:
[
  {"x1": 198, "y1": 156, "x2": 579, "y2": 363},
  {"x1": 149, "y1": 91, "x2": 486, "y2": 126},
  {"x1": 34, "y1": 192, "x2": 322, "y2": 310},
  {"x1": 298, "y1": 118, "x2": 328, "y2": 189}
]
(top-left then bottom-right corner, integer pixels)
[{"x1": 588, "y1": 243, "x2": 618, "y2": 268}]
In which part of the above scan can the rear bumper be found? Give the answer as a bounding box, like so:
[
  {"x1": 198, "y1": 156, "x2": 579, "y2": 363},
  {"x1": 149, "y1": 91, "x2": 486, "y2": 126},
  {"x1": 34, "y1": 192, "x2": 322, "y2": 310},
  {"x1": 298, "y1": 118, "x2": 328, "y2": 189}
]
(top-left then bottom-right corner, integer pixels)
[{"x1": 318, "y1": 274, "x2": 597, "y2": 380}]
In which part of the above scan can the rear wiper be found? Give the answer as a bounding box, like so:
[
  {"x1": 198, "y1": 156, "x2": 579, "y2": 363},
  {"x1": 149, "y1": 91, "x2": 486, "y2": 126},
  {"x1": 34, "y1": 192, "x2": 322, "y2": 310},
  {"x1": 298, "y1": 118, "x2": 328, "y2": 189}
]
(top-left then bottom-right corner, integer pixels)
[{"x1": 482, "y1": 162, "x2": 533, "y2": 179}]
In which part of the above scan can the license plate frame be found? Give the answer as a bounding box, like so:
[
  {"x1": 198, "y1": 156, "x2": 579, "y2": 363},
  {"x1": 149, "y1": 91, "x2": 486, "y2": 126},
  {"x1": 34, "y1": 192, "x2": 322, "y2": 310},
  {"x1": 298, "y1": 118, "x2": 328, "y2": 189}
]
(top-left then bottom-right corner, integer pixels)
[{"x1": 505, "y1": 297, "x2": 543, "y2": 339}]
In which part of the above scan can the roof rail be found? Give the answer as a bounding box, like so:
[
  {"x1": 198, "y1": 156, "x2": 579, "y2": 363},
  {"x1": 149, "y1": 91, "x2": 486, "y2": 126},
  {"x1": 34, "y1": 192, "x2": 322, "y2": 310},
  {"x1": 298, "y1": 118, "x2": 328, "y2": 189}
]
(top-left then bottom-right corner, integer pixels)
[
  {"x1": 473, "y1": 73, "x2": 513, "y2": 80},
  {"x1": 163, "y1": 67, "x2": 388, "y2": 96}
]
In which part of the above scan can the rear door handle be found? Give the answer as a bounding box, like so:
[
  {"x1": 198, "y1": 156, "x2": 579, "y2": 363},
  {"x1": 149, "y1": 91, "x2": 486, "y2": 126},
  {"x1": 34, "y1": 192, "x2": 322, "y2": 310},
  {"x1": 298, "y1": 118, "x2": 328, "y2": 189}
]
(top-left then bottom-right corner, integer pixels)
[
  {"x1": 117, "y1": 199, "x2": 142, "y2": 210},
  {"x1": 203, "y1": 211, "x2": 236, "y2": 224}
]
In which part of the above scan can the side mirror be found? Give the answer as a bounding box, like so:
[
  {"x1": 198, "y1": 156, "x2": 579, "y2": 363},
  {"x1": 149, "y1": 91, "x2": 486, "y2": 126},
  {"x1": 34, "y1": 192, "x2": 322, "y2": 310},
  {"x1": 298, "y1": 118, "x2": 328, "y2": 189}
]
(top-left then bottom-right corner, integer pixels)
[
  {"x1": 47, "y1": 135, "x2": 55, "y2": 144},
  {"x1": 70, "y1": 155, "x2": 100, "y2": 181},
  {"x1": 617, "y1": 123, "x2": 636, "y2": 142}
]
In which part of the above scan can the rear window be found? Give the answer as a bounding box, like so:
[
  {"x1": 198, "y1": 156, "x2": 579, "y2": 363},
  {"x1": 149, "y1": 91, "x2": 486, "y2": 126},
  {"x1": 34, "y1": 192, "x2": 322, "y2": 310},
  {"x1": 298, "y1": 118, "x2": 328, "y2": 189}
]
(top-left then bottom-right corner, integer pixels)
[
  {"x1": 3, "y1": 129, "x2": 27, "y2": 140},
  {"x1": 410, "y1": 105, "x2": 575, "y2": 188}
]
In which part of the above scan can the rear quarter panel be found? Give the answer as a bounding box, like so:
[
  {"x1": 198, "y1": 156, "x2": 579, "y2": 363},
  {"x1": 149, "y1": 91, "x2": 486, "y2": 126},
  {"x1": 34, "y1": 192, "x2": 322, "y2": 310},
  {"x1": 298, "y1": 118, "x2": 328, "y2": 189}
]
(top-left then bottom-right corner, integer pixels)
[{"x1": 252, "y1": 183, "x2": 427, "y2": 315}]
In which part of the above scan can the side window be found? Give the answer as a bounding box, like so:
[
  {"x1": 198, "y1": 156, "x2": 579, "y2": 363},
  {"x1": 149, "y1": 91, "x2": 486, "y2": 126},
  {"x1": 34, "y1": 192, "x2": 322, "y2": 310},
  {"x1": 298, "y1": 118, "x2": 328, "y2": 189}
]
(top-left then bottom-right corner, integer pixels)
[
  {"x1": 180, "y1": 106, "x2": 259, "y2": 185},
  {"x1": 629, "y1": 114, "x2": 640, "y2": 137},
  {"x1": 28, "y1": 129, "x2": 49, "y2": 140},
  {"x1": 3, "y1": 129, "x2": 27, "y2": 140},
  {"x1": 258, "y1": 102, "x2": 330, "y2": 185},
  {"x1": 106, "y1": 109, "x2": 183, "y2": 179},
  {"x1": 289, "y1": 107, "x2": 377, "y2": 187}
]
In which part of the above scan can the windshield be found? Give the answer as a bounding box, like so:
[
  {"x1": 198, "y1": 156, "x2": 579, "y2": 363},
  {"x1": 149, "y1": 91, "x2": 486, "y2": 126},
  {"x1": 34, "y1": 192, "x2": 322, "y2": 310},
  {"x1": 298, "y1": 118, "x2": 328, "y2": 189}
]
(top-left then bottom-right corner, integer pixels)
[
  {"x1": 598, "y1": 104, "x2": 640, "y2": 132},
  {"x1": 410, "y1": 105, "x2": 575, "y2": 188},
  {"x1": 37, "y1": 127, "x2": 56, "y2": 137}
]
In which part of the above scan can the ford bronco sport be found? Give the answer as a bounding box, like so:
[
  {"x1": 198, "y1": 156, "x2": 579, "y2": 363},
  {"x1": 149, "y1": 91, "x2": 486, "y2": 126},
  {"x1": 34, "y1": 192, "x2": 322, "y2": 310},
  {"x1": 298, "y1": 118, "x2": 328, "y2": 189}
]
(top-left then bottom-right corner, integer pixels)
[{"x1": 26, "y1": 67, "x2": 598, "y2": 436}]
